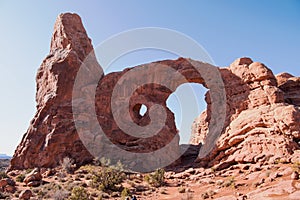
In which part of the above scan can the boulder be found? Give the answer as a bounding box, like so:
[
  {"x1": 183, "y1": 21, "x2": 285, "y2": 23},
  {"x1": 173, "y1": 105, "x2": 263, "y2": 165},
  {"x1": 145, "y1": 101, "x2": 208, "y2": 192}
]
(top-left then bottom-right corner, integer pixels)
[
  {"x1": 24, "y1": 168, "x2": 42, "y2": 186},
  {"x1": 19, "y1": 190, "x2": 33, "y2": 200}
]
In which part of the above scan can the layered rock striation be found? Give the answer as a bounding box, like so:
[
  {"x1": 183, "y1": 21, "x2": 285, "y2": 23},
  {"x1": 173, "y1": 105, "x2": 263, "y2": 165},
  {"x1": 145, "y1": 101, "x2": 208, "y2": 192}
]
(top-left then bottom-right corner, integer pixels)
[
  {"x1": 191, "y1": 58, "x2": 300, "y2": 169},
  {"x1": 9, "y1": 13, "x2": 98, "y2": 170}
]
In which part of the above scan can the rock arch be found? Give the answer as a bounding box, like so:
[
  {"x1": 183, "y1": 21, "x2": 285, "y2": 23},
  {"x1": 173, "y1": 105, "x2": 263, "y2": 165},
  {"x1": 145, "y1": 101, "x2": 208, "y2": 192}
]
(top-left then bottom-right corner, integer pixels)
[{"x1": 9, "y1": 13, "x2": 300, "y2": 172}]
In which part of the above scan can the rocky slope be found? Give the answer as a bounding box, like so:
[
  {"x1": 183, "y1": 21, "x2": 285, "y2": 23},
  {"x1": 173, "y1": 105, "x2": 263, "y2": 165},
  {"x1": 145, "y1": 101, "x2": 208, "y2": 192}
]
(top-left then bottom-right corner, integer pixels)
[{"x1": 191, "y1": 58, "x2": 300, "y2": 170}]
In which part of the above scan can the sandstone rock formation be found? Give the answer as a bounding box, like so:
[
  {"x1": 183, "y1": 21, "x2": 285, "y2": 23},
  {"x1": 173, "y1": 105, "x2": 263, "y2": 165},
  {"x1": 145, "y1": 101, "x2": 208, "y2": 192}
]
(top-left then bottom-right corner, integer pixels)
[
  {"x1": 9, "y1": 13, "x2": 300, "y2": 172},
  {"x1": 191, "y1": 58, "x2": 300, "y2": 169},
  {"x1": 9, "y1": 13, "x2": 98, "y2": 170}
]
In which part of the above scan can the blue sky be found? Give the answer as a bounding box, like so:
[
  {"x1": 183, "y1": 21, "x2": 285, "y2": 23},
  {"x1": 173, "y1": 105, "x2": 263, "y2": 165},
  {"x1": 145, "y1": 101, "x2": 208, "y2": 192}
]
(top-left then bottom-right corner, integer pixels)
[{"x1": 0, "y1": 0, "x2": 299, "y2": 155}]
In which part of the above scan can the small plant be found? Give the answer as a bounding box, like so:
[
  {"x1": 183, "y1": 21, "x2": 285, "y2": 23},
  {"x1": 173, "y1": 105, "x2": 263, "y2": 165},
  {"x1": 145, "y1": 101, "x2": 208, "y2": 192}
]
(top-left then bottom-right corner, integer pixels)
[
  {"x1": 184, "y1": 193, "x2": 194, "y2": 200},
  {"x1": 201, "y1": 192, "x2": 209, "y2": 199},
  {"x1": 200, "y1": 189, "x2": 215, "y2": 199},
  {"x1": 93, "y1": 157, "x2": 101, "y2": 166},
  {"x1": 178, "y1": 186, "x2": 186, "y2": 193},
  {"x1": 68, "y1": 187, "x2": 89, "y2": 200},
  {"x1": 121, "y1": 187, "x2": 130, "y2": 200},
  {"x1": 92, "y1": 165, "x2": 125, "y2": 191},
  {"x1": 224, "y1": 176, "x2": 236, "y2": 188},
  {"x1": 79, "y1": 164, "x2": 97, "y2": 174},
  {"x1": 160, "y1": 188, "x2": 167, "y2": 194},
  {"x1": 274, "y1": 158, "x2": 288, "y2": 165},
  {"x1": 210, "y1": 167, "x2": 216, "y2": 173},
  {"x1": 61, "y1": 157, "x2": 75, "y2": 174},
  {"x1": 16, "y1": 173, "x2": 26, "y2": 182},
  {"x1": 292, "y1": 162, "x2": 300, "y2": 173},
  {"x1": 25, "y1": 168, "x2": 33, "y2": 174},
  {"x1": 100, "y1": 157, "x2": 111, "y2": 167},
  {"x1": 52, "y1": 189, "x2": 70, "y2": 200},
  {"x1": 145, "y1": 168, "x2": 165, "y2": 187},
  {"x1": 208, "y1": 190, "x2": 216, "y2": 196},
  {"x1": 0, "y1": 171, "x2": 8, "y2": 179}
]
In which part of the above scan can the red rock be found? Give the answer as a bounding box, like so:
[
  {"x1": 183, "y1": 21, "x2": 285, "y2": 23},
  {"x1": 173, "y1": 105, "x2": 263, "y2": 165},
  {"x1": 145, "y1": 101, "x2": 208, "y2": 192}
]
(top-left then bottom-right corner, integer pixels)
[
  {"x1": 5, "y1": 178, "x2": 15, "y2": 186},
  {"x1": 276, "y1": 72, "x2": 293, "y2": 85},
  {"x1": 4, "y1": 185, "x2": 16, "y2": 193},
  {"x1": 278, "y1": 76, "x2": 300, "y2": 106},
  {"x1": 291, "y1": 171, "x2": 299, "y2": 180},
  {"x1": 191, "y1": 58, "x2": 300, "y2": 169},
  {"x1": 0, "y1": 179, "x2": 8, "y2": 188},
  {"x1": 8, "y1": 13, "x2": 98, "y2": 170},
  {"x1": 42, "y1": 168, "x2": 56, "y2": 178},
  {"x1": 27, "y1": 181, "x2": 41, "y2": 187},
  {"x1": 19, "y1": 190, "x2": 33, "y2": 200},
  {"x1": 289, "y1": 191, "x2": 300, "y2": 199},
  {"x1": 247, "y1": 180, "x2": 296, "y2": 198},
  {"x1": 24, "y1": 168, "x2": 42, "y2": 185},
  {"x1": 8, "y1": 13, "x2": 300, "y2": 172}
]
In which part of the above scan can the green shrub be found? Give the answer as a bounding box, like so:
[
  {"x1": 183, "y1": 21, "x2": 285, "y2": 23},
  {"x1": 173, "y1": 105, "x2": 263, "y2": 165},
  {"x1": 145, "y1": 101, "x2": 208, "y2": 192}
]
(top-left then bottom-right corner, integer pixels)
[
  {"x1": 92, "y1": 166, "x2": 125, "y2": 191},
  {"x1": 68, "y1": 187, "x2": 89, "y2": 200},
  {"x1": 16, "y1": 174, "x2": 26, "y2": 182},
  {"x1": 100, "y1": 157, "x2": 111, "y2": 167},
  {"x1": 25, "y1": 168, "x2": 33, "y2": 174},
  {"x1": 0, "y1": 171, "x2": 8, "y2": 179},
  {"x1": 145, "y1": 168, "x2": 165, "y2": 187},
  {"x1": 121, "y1": 187, "x2": 130, "y2": 200},
  {"x1": 224, "y1": 176, "x2": 236, "y2": 188}
]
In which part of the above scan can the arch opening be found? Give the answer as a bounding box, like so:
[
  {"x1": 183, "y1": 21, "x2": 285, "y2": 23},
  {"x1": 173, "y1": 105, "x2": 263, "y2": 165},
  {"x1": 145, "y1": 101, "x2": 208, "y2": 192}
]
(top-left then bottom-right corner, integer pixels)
[
  {"x1": 167, "y1": 83, "x2": 208, "y2": 144},
  {"x1": 139, "y1": 104, "x2": 147, "y2": 116}
]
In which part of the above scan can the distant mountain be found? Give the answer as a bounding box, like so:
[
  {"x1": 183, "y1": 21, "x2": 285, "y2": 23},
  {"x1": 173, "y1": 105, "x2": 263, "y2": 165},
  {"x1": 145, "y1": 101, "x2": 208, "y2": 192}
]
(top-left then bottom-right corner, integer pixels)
[{"x1": 0, "y1": 154, "x2": 11, "y2": 159}]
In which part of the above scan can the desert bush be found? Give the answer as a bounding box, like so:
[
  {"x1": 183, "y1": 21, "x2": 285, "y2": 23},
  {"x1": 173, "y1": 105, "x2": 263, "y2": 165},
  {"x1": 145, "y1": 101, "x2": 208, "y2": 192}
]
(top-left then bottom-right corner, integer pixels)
[
  {"x1": 182, "y1": 191, "x2": 194, "y2": 200},
  {"x1": 121, "y1": 187, "x2": 130, "y2": 200},
  {"x1": 178, "y1": 186, "x2": 186, "y2": 193},
  {"x1": 16, "y1": 174, "x2": 26, "y2": 182},
  {"x1": 93, "y1": 157, "x2": 101, "y2": 166},
  {"x1": 79, "y1": 165, "x2": 97, "y2": 175},
  {"x1": 92, "y1": 165, "x2": 125, "y2": 191},
  {"x1": 25, "y1": 168, "x2": 33, "y2": 174},
  {"x1": 68, "y1": 187, "x2": 89, "y2": 200},
  {"x1": 52, "y1": 189, "x2": 70, "y2": 200},
  {"x1": 61, "y1": 157, "x2": 75, "y2": 174},
  {"x1": 145, "y1": 168, "x2": 165, "y2": 187},
  {"x1": 292, "y1": 161, "x2": 300, "y2": 173},
  {"x1": 224, "y1": 176, "x2": 236, "y2": 188},
  {"x1": 0, "y1": 171, "x2": 8, "y2": 179},
  {"x1": 100, "y1": 157, "x2": 111, "y2": 167},
  {"x1": 201, "y1": 192, "x2": 209, "y2": 199}
]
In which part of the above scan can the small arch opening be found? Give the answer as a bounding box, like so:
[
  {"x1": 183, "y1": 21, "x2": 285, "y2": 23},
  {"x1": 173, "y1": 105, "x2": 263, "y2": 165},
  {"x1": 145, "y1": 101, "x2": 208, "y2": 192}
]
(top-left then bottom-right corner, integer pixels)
[
  {"x1": 167, "y1": 83, "x2": 208, "y2": 144},
  {"x1": 132, "y1": 103, "x2": 148, "y2": 119},
  {"x1": 139, "y1": 104, "x2": 147, "y2": 117}
]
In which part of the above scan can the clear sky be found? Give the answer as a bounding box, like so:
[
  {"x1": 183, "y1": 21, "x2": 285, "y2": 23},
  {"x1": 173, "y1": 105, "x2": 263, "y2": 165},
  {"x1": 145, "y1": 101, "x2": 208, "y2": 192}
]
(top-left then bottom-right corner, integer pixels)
[{"x1": 0, "y1": 0, "x2": 299, "y2": 156}]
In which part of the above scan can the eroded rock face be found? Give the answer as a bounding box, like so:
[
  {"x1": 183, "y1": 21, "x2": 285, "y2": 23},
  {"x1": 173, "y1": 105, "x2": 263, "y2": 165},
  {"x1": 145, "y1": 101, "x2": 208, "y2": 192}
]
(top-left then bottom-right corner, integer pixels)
[
  {"x1": 9, "y1": 13, "x2": 300, "y2": 171},
  {"x1": 191, "y1": 58, "x2": 300, "y2": 169},
  {"x1": 277, "y1": 73, "x2": 300, "y2": 106},
  {"x1": 9, "y1": 13, "x2": 98, "y2": 170}
]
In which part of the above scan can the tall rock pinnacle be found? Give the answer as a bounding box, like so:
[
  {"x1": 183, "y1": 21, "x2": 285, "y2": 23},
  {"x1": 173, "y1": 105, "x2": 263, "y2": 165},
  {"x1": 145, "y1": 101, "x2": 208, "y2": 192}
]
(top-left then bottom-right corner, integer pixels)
[{"x1": 9, "y1": 13, "x2": 101, "y2": 170}]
